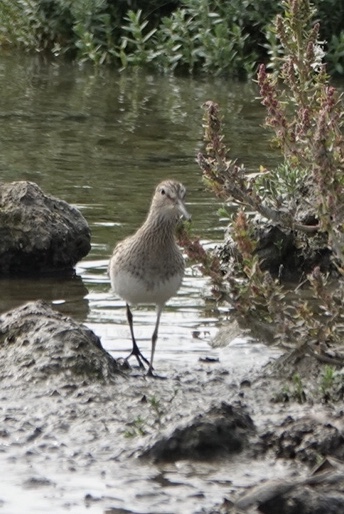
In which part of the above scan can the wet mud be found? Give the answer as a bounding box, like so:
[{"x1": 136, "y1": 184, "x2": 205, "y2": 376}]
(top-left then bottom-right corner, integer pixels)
[{"x1": 0, "y1": 301, "x2": 343, "y2": 513}]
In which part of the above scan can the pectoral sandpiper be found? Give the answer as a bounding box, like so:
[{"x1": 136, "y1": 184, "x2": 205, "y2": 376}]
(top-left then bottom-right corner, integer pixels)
[{"x1": 109, "y1": 180, "x2": 191, "y2": 376}]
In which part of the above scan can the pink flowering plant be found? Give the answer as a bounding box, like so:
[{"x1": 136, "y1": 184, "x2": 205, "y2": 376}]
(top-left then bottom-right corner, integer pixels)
[{"x1": 179, "y1": 0, "x2": 344, "y2": 366}]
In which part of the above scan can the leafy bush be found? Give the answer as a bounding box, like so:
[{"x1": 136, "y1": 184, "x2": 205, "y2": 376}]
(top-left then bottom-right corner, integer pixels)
[
  {"x1": 179, "y1": 0, "x2": 344, "y2": 368},
  {"x1": 0, "y1": 0, "x2": 344, "y2": 75},
  {"x1": 151, "y1": 0, "x2": 259, "y2": 76}
]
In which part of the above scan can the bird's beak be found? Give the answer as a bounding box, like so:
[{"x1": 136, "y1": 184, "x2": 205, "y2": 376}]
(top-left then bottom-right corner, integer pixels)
[{"x1": 177, "y1": 199, "x2": 192, "y2": 221}]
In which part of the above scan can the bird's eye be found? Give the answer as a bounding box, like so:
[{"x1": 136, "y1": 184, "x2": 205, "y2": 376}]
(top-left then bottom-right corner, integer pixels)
[{"x1": 161, "y1": 188, "x2": 165, "y2": 195}]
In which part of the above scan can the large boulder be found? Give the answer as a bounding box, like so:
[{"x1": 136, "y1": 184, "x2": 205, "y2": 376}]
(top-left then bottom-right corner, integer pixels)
[{"x1": 0, "y1": 181, "x2": 91, "y2": 275}]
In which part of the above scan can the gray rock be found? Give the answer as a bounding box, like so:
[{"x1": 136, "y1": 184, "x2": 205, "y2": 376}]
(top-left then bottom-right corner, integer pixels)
[
  {"x1": 0, "y1": 300, "x2": 120, "y2": 386},
  {"x1": 0, "y1": 181, "x2": 91, "y2": 275},
  {"x1": 234, "y1": 473, "x2": 344, "y2": 514},
  {"x1": 258, "y1": 478, "x2": 344, "y2": 514},
  {"x1": 219, "y1": 216, "x2": 333, "y2": 279},
  {"x1": 260, "y1": 415, "x2": 344, "y2": 466},
  {"x1": 140, "y1": 401, "x2": 255, "y2": 462}
]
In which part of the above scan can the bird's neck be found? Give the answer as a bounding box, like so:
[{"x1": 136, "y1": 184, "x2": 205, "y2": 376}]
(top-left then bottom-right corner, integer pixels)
[{"x1": 140, "y1": 209, "x2": 177, "y2": 243}]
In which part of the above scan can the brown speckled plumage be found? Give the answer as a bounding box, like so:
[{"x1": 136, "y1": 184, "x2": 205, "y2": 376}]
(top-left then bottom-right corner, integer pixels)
[{"x1": 109, "y1": 180, "x2": 191, "y2": 375}]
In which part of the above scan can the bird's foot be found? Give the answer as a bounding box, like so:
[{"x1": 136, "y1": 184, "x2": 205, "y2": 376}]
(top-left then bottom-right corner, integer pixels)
[
  {"x1": 146, "y1": 367, "x2": 167, "y2": 380},
  {"x1": 125, "y1": 347, "x2": 150, "y2": 369}
]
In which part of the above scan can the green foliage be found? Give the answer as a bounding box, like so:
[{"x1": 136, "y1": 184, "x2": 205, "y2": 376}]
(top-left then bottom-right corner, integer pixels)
[
  {"x1": 124, "y1": 415, "x2": 148, "y2": 437},
  {"x1": 0, "y1": 0, "x2": 53, "y2": 49},
  {"x1": 274, "y1": 366, "x2": 344, "y2": 403},
  {"x1": 292, "y1": 373, "x2": 307, "y2": 403},
  {"x1": 265, "y1": 0, "x2": 344, "y2": 75},
  {"x1": 119, "y1": 9, "x2": 157, "y2": 67},
  {"x1": 147, "y1": 395, "x2": 164, "y2": 426},
  {"x1": 255, "y1": 163, "x2": 309, "y2": 203},
  {"x1": 179, "y1": 0, "x2": 344, "y2": 379},
  {"x1": 273, "y1": 374, "x2": 307, "y2": 403},
  {"x1": 320, "y1": 365, "x2": 335, "y2": 397},
  {"x1": 327, "y1": 31, "x2": 344, "y2": 75},
  {"x1": 193, "y1": 0, "x2": 344, "y2": 257},
  {"x1": 1, "y1": 0, "x2": 344, "y2": 75},
  {"x1": 70, "y1": 0, "x2": 116, "y2": 64},
  {"x1": 116, "y1": 0, "x2": 260, "y2": 76},
  {"x1": 257, "y1": 0, "x2": 344, "y2": 251},
  {"x1": 319, "y1": 365, "x2": 344, "y2": 401},
  {"x1": 151, "y1": 0, "x2": 258, "y2": 76},
  {"x1": 123, "y1": 391, "x2": 179, "y2": 437}
]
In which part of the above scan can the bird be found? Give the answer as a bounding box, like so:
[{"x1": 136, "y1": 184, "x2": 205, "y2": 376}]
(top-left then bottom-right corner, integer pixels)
[{"x1": 109, "y1": 179, "x2": 191, "y2": 376}]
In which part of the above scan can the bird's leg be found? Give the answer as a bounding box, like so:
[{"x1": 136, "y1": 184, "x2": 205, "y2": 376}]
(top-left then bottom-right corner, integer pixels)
[
  {"x1": 147, "y1": 305, "x2": 163, "y2": 376},
  {"x1": 125, "y1": 303, "x2": 150, "y2": 368}
]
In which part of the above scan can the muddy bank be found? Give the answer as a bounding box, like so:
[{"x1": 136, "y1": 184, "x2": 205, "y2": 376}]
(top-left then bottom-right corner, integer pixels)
[{"x1": 0, "y1": 301, "x2": 343, "y2": 513}]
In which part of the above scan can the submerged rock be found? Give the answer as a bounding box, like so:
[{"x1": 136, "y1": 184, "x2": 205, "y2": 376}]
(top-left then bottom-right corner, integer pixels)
[
  {"x1": 140, "y1": 401, "x2": 255, "y2": 462},
  {"x1": 0, "y1": 300, "x2": 120, "y2": 386},
  {"x1": 0, "y1": 181, "x2": 91, "y2": 275}
]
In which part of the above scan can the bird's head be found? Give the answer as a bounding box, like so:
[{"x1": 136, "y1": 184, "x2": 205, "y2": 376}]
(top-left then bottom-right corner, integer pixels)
[{"x1": 151, "y1": 180, "x2": 191, "y2": 223}]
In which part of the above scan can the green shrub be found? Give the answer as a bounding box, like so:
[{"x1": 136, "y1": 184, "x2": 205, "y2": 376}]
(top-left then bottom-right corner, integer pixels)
[
  {"x1": 151, "y1": 0, "x2": 259, "y2": 76},
  {"x1": 0, "y1": 0, "x2": 344, "y2": 76},
  {"x1": 178, "y1": 0, "x2": 344, "y2": 372}
]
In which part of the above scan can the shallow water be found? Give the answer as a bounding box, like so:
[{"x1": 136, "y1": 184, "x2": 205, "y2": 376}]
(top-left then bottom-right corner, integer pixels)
[
  {"x1": 0, "y1": 53, "x2": 282, "y2": 367},
  {"x1": 0, "y1": 54, "x2": 285, "y2": 513}
]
